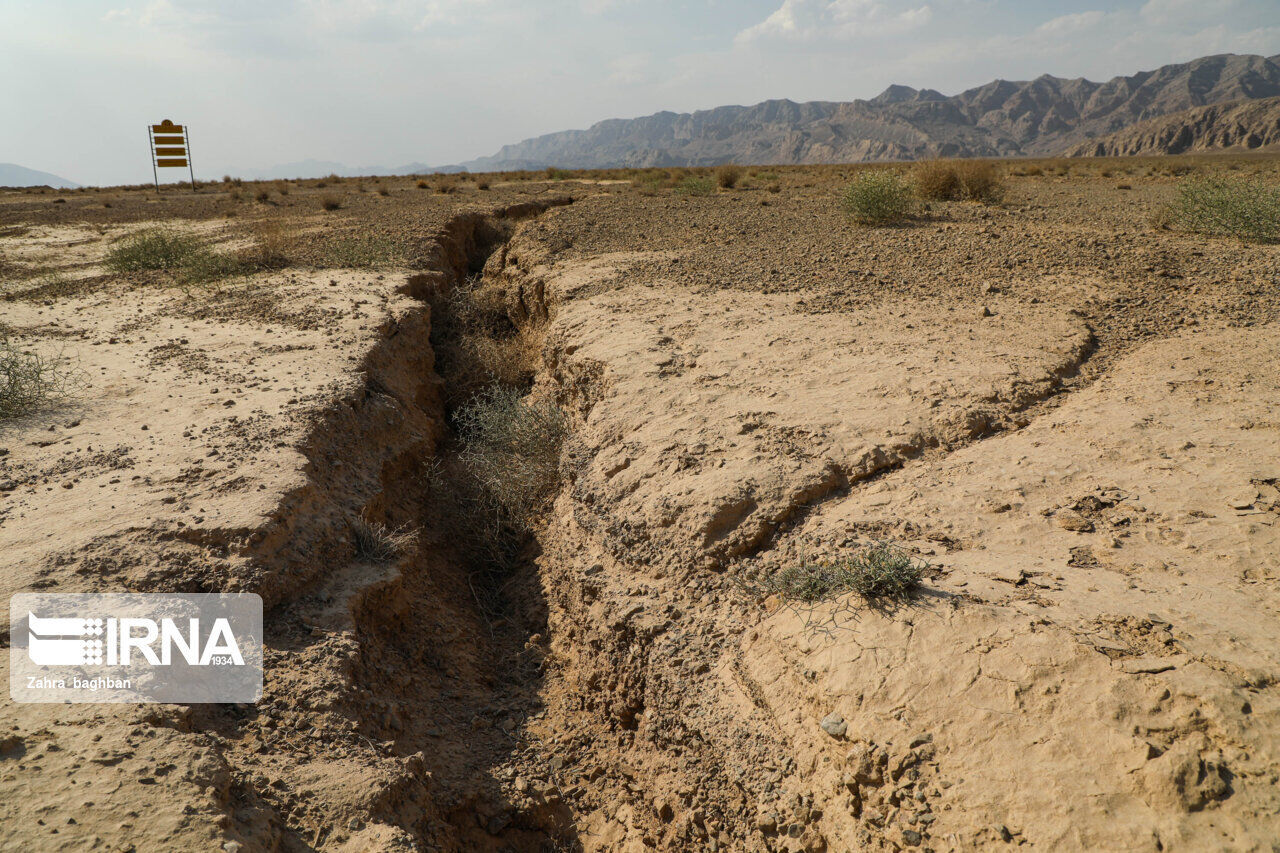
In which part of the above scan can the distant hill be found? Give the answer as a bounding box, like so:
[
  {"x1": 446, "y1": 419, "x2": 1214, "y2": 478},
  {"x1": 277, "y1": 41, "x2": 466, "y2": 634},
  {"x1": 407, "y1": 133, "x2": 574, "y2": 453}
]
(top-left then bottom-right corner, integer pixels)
[
  {"x1": 1064, "y1": 96, "x2": 1280, "y2": 157},
  {"x1": 450, "y1": 53, "x2": 1280, "y2": 170},
  {"x1": 233, "y1": 159, "x2": 461, "y2": 181},
  {"x1": 0, "y1": 163, "x2": 79, "y2": 189}
]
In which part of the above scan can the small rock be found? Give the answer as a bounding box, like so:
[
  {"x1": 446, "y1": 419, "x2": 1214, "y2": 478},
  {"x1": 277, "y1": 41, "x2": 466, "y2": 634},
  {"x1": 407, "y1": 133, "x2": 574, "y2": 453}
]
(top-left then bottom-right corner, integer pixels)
[
  {"x1": 1056, "y1": 511, "x2": 1094, "y2": 533},
  {"x1": 820, "y1": 713, "x2": 847, "y2": 739},
  {"x1": 902, "y1": 828, "x2": 923, "y2": 846},
  {"x1": 756, "y1": 812, "x2": 778, "y2": 833},
  {"x1": 979, "y1": 305, "x2": 993, "y2": 318},
  {"x1": 222, "y1": 843, "x2": 243, "y2": 853}
]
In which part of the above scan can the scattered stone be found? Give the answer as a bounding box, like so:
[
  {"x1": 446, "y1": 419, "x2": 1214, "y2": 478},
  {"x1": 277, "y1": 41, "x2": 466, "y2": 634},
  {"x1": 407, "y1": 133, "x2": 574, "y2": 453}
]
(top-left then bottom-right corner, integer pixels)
[
  {"x1": 902, "y1": 828, "x2": 923, "y2": 846},
  {"x1": 1056, "y1": 511, "x2": 1095, "y2": 533},
  {"x1": 820, "y1": 713, "x2": 847, "y2": 739}
]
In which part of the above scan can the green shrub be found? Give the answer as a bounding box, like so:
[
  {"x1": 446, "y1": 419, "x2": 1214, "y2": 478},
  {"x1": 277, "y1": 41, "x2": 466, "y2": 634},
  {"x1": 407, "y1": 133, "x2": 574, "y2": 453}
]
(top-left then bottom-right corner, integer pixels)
[
  {"x1": 1173, "y1": 175, "x2": 1280, "y2": 242},
  {"x1": 843, "y1": 171, "x2": 913, "y2": 225},
  {"x1": 545, "y1": 167, "x2": 573, "y2": 181},
  {"x1": 675, "y1": 176, "x2": 715, "y2": 197},
  {"x1": 767, "y1": 543, "x2": 926, "y2": 603},
  {"x1": 456, "y1": 385, "x2": 566, "y2": 523},
  {"x1": 106, "y1": 229, "x2": 204, "y2": 272},
  {"x1": 106, "y1": 229, "x2": 250, "y2": 283}
]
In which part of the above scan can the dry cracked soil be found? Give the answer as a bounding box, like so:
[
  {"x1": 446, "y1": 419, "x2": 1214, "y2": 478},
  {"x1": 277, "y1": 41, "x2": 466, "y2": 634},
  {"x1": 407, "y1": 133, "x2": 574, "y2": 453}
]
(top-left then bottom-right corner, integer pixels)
[{"x1": 1, "y1": 157, "x2": 1279, "y2": 852}]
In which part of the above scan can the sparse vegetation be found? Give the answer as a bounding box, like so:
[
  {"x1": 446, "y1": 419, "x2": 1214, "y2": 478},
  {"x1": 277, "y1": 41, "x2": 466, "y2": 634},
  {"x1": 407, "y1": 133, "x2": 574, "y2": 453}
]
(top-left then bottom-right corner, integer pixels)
[
  {"x1": 676, "y1": 176, "x2": 715, "y2": 197},
  {"x1": 545, "y1": 167, "x2": 573, "y2": 181},
  {"x1": 1172, "y1": 174, "x2": 1280, "y2": 242},
  {"x1": 0, "y1": 336, "x2": 78, "y2": 420},
  {"x1": 320, "y1": 194, "x2": 342, "y2": 211},
  {"x1": 455, "y1": 385, "x2": 567, "y2": 524},
  {"x1": 913, "y1": 161, "x2": 963, "y2": 200},
  {"x1": 715, "y1": 164, "x2": 743, "y2": 189},
  {"x1": 766, "y1": 543, "x2": 926, "y2": 604},
  {"x1": 843, "y1": 171, "x2": 913, "y2": 225},
  {"x1": 105, "y1": 227, "x2": 285, "y2": 284},
  {"x1": 913, "y1": 160, "x2": 1004, "y2": 203},
  {"x1": 351, "y1": 512, "x2": 419, "y2": 562},
  {"x1": 105, "y1": 229, "x2": 205, "y2": 273}
]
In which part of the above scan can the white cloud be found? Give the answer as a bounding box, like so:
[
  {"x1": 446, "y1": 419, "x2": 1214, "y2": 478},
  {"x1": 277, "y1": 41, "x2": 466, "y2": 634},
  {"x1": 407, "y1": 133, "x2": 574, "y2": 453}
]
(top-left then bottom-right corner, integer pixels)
[
  {"x1": 1034, "y1": 10, "x2": 1107, "y2": 37},
  {"x1": 736, "y1": 0, "x2": 932, "y2": 44}
]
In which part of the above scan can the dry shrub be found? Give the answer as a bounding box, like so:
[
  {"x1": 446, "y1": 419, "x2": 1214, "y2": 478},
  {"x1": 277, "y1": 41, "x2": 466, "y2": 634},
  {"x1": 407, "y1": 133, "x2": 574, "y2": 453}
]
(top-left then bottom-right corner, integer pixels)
[
  {"x1": 351, "y1": 512, "x2": 418, "y2": 563},
  {"x1": 954, "y1": 161, "x2": 1004, "y2": 203},
  {"x1": 476, "y1": 179, "x2": 491, "y2": 190},
  {"x1": 766, "y1": 543, "x2": 927, "y2": 604},
  {"x1": 913, "y1": 161, "x2": 962, "y2": 200},
  {"x1": 715, "y1": 164, "x2": 743, "y2": 189},
  {"x1": 455, "y1": 385, "x2": 566, "y2": 524},
  {"x1": 320, "y1": 195, "x2": 342, "y2": 211},
  {"x1": 255, "y1": 188, "x2": 271, "y2": 203},
  {"x1": 433, "y1": 274, "x2": 539, "y2": 406},
  {"x1": 435, "y1": 179, "x2": 458, "y2": 194},
  {"x1": 1, "y1": 337, "x2": 79, "y2": 419},
  {"x1": 377, "y1": 186, "x2": 390, "y2": 196},
  {"x1": 416, "y1": 179, "x2": 429, "y2": 189}
]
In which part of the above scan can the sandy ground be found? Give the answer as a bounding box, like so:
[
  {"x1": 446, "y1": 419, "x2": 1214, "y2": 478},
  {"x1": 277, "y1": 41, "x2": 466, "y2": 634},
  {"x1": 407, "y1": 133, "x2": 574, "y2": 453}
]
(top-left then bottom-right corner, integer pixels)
[{"x1": 1, "y1": 159, "x2": 1278, "y2": 851}]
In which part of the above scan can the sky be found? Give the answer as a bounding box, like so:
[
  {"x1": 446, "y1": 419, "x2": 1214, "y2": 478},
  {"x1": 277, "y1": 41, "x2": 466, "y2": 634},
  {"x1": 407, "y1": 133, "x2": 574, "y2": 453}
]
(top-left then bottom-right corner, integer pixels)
[{"x1": 3, "y1": 0, "x2": 1278, "y2": 186}]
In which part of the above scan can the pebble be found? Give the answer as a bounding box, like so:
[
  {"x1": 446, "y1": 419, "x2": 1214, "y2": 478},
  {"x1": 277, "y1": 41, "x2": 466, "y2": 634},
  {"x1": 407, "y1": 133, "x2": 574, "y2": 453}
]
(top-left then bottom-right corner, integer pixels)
[{"x1": 820, "y1": 712, "x2": 847, "y2": 738}]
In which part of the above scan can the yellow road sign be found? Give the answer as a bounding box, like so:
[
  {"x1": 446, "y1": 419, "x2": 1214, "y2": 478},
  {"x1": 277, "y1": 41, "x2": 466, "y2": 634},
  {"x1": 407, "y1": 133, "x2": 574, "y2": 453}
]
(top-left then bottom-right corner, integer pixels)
[{"x1": 148, "y1": 119, "x2": 195, "y2": 190}]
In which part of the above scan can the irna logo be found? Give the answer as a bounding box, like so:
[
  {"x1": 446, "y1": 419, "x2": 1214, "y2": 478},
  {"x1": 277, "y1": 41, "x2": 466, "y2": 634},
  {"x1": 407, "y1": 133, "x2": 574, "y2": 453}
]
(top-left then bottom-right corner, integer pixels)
[
  {"x1": 27, "y1": 612, "x2": 245, "y2": 667},
  {"x1": 11, "y1": 593, "x2": 263, "y2": 704}
]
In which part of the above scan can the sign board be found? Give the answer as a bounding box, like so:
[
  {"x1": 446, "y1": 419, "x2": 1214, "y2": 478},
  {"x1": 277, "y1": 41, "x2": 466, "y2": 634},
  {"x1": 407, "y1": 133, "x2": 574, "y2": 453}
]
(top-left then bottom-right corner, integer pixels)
[{"x1": 148, "y1": 120, "x2": 195, "y2": 190}]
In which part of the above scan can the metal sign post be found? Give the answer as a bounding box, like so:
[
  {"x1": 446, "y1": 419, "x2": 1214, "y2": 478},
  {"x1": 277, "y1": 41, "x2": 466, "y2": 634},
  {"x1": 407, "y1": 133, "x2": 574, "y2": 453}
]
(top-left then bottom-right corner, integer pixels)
[{"x1": 148, "y1": 120, "x2": 195, "y2": 191}]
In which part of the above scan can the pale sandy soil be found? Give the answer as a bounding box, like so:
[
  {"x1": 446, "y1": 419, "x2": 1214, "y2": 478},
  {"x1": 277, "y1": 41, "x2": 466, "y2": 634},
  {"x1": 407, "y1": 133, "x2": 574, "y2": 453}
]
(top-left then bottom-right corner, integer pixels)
[{"x1": 0, "y1": 162, "x2": 1278, "y2": 852}]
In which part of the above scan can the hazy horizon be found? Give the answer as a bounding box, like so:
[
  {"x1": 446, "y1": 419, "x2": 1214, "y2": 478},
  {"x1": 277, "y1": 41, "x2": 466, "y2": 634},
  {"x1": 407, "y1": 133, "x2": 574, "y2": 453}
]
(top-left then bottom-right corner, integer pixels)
[{"x1": 4, "y1": 0, "x2": 1279, "y2": 186}]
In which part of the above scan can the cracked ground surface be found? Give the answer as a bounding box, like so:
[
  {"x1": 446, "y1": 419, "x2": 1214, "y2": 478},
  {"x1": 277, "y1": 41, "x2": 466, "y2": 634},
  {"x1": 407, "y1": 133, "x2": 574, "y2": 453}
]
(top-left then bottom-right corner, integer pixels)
[{"x1": 1, "y1": 158, "x2": 1279, "y2": 851}]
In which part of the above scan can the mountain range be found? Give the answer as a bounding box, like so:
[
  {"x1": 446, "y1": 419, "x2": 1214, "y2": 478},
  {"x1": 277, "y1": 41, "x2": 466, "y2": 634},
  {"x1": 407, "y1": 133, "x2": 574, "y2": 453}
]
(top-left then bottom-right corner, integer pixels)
[
  {"x1": 1064, "y1": 95, "x2": 1280, "y2": 157},
  {"x1": 444, "y1": 53, "x2": 1280, "y2": 170}
]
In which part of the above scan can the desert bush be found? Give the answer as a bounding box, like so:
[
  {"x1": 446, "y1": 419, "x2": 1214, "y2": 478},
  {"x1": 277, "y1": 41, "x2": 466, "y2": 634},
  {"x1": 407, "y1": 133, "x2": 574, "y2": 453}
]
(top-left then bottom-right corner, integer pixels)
[
  {"x1": 254, "y1": 188, "x2": 271, "y2": 203},
  {"x1": 767, "y1": 182, "x2": 781, "y2": 194},
  {"x1": 435, "y1": 179, "x2": 458, "y2": 194},
  {"x1": 545, "y1": 168, "x2": 572, "y2": 181},
  {"x1": 455, "y1": 385, "x2": 567, "y2": 523},
  {"x1": 954, "y1": 161, "x2": 1004, "y2": 203},
  {"x1": 416, "y1": 179, "x2": 429, "y2": 189},
  {"x1": 476, "y1": 179, "x2": 491, "y2": 190},
  {"x1": 320, "y1": 195, "x2": 342, "y2": 211},
  {"x1": 1172, "y1": 175, "x2": 1280, "y2": 242},
  {"x1": 715, "y1": 164, "x2": 743, "y2": 189},
  {"x1": 106, "y1": 229, "x2": 205, "y2": 272},
  {"x1": 766, "y1": 543, "x2": 926, "y2": 604},
  {"x1": 843, "y1": 171, "x2": 913, "y2": 225},
  {"x1": 1025, "y1": 166, "x2": 1044, "y2": 176},
  {"x1": 676, "y1": 176, "x2": 715, "y2": 197},
  {"x1": 432, "y1": 274, "x2": 538, "y2": 405},
  {"x1": 0, "y1": 337, "x2": 78, "y2": 419},
  {"x1": 351, "y1": 512, "x2": 419, "y2": 563},
  {"x1": 913, "y1": 161, "x2": 962, "y2": 200},
  {"x1": 377, "y1": 186, "x2": 390, "y2": 196}
]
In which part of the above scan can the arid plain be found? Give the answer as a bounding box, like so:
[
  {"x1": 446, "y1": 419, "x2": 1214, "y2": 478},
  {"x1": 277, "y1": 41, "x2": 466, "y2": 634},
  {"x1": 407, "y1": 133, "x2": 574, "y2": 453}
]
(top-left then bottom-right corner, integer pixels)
[{"x1": 1, "y1": 157, "x2": 1279, "y2": 852}]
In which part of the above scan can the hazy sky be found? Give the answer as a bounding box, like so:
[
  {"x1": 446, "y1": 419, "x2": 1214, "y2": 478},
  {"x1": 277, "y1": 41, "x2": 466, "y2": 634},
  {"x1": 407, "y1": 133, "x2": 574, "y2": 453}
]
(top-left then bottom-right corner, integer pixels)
[{"x1": 4, "y1": 0, "x2": 1278, "y2": 185}]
